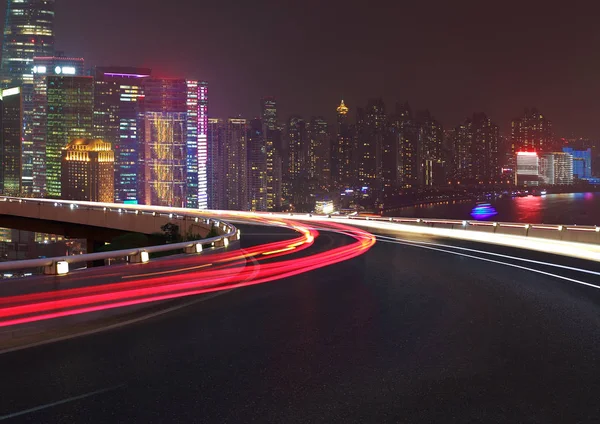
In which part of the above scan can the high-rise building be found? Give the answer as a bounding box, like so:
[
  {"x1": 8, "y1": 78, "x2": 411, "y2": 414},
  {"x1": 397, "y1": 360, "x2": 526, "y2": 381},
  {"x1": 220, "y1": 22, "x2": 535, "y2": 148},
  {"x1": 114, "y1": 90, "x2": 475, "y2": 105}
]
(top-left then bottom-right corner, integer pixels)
[
  {"x1": 31, "y1": 56, "x2": 85, "y2": 195},
  {"x1": 563, "y1": 147, "x2": 592, "y2": 179},
  {"x1": 45, "y1": 76, "x2": 94, "y2": 198},
  {"x1": 511, "y1": 108, "x2": 553, "y2": 154},
  {"x1": 0, "y1": 0, "x2": 55, "y2": 89},
  {"x1": 207, "y1": 118, "x2": 226, "y2": 210},
  {"x1": 0, "y1": 87, "x2": 23, "y2": 195},
  {"x1": 393, "y1": 102, "x2": 420, "y2": 189},
  {"x1": 224, "y1": 118, "x2": 248, "y2": 210},
  {"x1": 261, "y1": 97, "x2": 282, "y2": 211},
  {"x1": 356, "y1": 99, "x2": 386, "y2": 192},
  {"x1": 93, "y1": 67, "x2": 151, "y2": 203},
  {"x1": 540, "y1": 152, "x2": 573, "y2": 185},
  {"x1": 416, "y1": 110, "x2": 444, "y2": 187},
  {"x1": 183, "y1": 80, "x2": 208, "y2": 209},
  {"x1": 137, "y1": 112, "x2": 187, "y2": 207},
  {"x1": 452, "y1": 113, "x2": 499, "y2": 184},
  {"x1": 516, "y1": 152, "x2": 540, "y2": 186},
  {"x1": 247, "y1": 118, "x2": 267, "y2": 211},
  {"x1": 332, "y1": 100, "x2": 352, "y2": 189},
  {"x1": 308, "y1": 116, "x2": 330, "y2": 189},
  {"x1": 61, "y1": 138, "x2": 114, "y2": 202}
]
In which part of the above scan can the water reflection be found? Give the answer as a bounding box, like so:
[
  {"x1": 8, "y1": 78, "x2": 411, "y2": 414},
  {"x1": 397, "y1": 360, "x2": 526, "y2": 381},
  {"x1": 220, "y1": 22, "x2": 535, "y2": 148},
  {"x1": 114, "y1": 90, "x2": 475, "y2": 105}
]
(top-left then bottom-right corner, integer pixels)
[{"x1": 470, "y1": 203, "x2": 498, "y2": 220}]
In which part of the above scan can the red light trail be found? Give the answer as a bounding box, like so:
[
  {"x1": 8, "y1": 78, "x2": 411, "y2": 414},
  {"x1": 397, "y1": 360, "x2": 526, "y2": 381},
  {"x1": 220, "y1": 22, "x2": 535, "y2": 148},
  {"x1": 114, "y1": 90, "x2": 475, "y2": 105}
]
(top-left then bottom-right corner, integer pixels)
[{"x1": 0, "y1": 217, "x2": 375, "y2": 328}]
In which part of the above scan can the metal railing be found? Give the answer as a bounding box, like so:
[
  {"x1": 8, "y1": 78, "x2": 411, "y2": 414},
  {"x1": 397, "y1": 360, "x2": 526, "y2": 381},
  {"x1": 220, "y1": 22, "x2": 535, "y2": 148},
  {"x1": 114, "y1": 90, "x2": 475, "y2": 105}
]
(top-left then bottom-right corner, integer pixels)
[{"x1": 0, "y1": 197, "x2": 239, "y2": 275}]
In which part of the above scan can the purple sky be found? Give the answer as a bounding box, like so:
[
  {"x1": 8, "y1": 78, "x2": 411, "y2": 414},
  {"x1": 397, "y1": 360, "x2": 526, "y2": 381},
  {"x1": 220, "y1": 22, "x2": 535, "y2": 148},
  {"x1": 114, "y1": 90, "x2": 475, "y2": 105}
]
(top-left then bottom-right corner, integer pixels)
[{"x1": 3, "y1": 0, "x2": 600, "y2": 137}]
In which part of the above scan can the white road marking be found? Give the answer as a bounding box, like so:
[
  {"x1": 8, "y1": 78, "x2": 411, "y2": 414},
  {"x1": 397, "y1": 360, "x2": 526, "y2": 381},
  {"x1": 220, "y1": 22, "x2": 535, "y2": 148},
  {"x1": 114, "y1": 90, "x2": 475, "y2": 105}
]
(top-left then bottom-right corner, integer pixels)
[{"x1": 0, "y1": 384, "x2": 125, "y2": 421}]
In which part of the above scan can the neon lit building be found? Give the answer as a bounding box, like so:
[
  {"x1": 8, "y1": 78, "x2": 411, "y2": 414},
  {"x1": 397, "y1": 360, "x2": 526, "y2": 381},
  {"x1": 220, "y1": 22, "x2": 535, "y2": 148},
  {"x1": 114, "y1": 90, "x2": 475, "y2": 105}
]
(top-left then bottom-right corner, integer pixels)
[
  {"x1": 93, "y1": 67, "x2": 152, "y2": 203},
  {"x1": 0, "y1": 87, "x2": 23, "y2": 195},
  {"x1": 516, "y1": 152, "x2": 539, "y2": 186},
  {"x1": 138, "y1": 112, "x2": 187, "y2": 207},
  {"x1": 31, "y1": 56, "x2": 85, "y2": 195},
  {"x1": 563, "y1": 147, "x2": 592, "y2": 179},
  {"x1": 45, "y1": 76, "x2": 94, "y2": 198},
  {"x1": 185, "y1": 80, "x2": 208, "y2": 209},
  {"x1": 61, "y1": 138, "x2": 114, "y2": 202}
]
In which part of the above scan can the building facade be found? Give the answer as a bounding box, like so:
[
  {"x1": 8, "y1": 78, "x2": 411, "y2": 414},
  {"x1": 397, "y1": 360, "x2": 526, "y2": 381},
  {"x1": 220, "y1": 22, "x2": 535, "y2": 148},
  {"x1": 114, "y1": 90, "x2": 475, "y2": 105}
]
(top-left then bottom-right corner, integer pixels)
[
  {"x1": 332, "y1": 100, "x2": 352, "y2": 189},
  {"x1": 207, "y1": 118, "x2": 226, "y2": 210},
  {"x1": 224, "y1": 118, "x2": 248, "y2": 210},
  {"x1": 45, "y1": 76, "x2": 94, "y2": 198},
  {"x1": 61, "y1": 138, "x2": 114, "y2": 202},
  {"x1": 0, "y1": 87, "x2": 23, "y2": 195},
  {"x1": 247, "y1": 118, "x2": 267, "y2": 211},
  {"x1": 511, "y1": 108, "x2": 553, "y2": 154}
]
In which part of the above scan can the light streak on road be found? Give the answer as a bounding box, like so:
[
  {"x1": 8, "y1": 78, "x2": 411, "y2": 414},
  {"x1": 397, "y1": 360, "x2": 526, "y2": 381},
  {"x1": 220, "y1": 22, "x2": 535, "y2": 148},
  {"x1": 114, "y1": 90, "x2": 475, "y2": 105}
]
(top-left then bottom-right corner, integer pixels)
[{"x1": 0, "y1": 218, "x2": 375, "y2": 328}]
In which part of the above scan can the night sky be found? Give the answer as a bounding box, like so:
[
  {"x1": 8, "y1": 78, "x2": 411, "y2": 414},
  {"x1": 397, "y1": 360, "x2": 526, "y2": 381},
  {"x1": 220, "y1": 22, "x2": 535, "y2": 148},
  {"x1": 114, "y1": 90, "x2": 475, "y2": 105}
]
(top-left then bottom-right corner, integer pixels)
[{"x1": 3, "y1": 1, "x2": 600, "y2": 137}]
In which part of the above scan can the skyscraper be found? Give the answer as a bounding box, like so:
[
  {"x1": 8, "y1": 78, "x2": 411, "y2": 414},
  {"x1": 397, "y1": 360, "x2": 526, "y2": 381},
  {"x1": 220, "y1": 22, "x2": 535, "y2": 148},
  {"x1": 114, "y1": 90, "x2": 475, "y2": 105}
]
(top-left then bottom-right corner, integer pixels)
[
  {"x1": 184, "y1": 80, "x2": 208, "y2": 209},
  {"x1": 45, "y1": 76, "x2": 94, "y2": 198},
  {"x1": 93, "y1": 67, "x2": 151, "y2": 203},
  {"x1": 308, "y1": 116, "x2": 330, "y2": 189},
  {"x1": 207, "y1": 118, "x2": 226, "y2": 209},
  {"x1": 61, "y1": 138, "x2": 114, "y2": 202},
  {"x1": 0, "y1": 0, "x2": 55, "y2": 88},
  {"x1": 0, "y1": 87, "x2": 23, "y2": 195},
  {"x1": 332, "y1": 100, "x2": 352, "y2": 189},
  {"x1": 32, "y1": 56, "x2": 85, "y2": 195},
  {"x1": 511, "y1": 108, "x2": 553, "y2": 153},
  {"x1": 356, "y1": 99, "x2": 386, "y2": 192},
  {"x1": 224, "y1": 118, "x2": 248, "y2": 210},
  {"x1": 247, "y1": 118, "x2": 267, "y2": 211},
  {"x1": 137, "y1": 78, "x2": 188, "y2": 207},
  {"x1": 393, "y1": 102, "x2": 419, "y2": 189},
  {"x1": 261, "y1": 97, "x2": 282, "y2": 211},
  {"x1": 416, "y1": 110, "x2": 444, "y2": 187}
]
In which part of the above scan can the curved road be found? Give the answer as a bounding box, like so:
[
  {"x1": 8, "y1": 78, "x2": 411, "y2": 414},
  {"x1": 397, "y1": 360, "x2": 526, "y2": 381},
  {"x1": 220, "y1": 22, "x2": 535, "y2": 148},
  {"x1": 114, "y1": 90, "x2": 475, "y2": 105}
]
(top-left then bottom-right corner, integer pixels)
[{"x1": 1, "y1": 223, "x2": 600, "y2": 422}]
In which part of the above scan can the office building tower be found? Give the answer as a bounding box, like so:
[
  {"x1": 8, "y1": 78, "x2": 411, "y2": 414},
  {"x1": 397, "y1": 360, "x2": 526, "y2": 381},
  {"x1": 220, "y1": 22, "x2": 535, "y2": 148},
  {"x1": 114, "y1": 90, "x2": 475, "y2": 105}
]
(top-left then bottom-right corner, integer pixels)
[
  {"x1": 332, "y1": 100, "x2": 352, "y2": 189},
  {"x1": 355, "y1": 99, "x2": 386, "y2": 192},
  {"x1": 516, "y1": 152, "x2": 540, "y2": 186},
  {"x1": 261, "y1": 97, "x2": 282, "y2": 210},
  {"x1": 207, "y1": 118, "x2": 226, "y2": 210},
  {"x1": 562, "y1": 147, "x2": 592, "y2": 179},
  {"x1": 0, "y1": 87, "x2": 23, "y2": 195},
  {"x1": 247, "y1": 118, "x2": 267, "y2": 211},
  {"x1": 45, "y1": 76, "x2": 94, "y2": 198},
  {"x1": 224, "y1": 118, "x2": 248, "y2": 210},
  {"x1": 0, "y1": 0, "x2": 55, "y2": 88},
  {"x1": 93, "y1": 67, "x2": 151, "y2": 203},
  {"x1": 511, "y1": 108, "x2": 553, "y2": 154},
  {"x1": 287, "y1": 116, "x2": 307, "y2": 184},
  {"x1": 31, "y1": 56, "x2": 85, "y2": 195},
  {"x1": 137, "y1": 112, "x2": 187, "y2": 207},
  {"x1": 184, "y1": 80, "x2": 208, "y2": 209},
  {"x1": 61, "y1": 138, "x2": 114, "y2": 202},
  {"x1": 540, "y1": 152, "x2": 573, "y2": 185},
  {"x1": 1, "y1": 0, "x2": 55, "y2": 192},
  {"x1": 137, "y1": 78, "x2": 189, "y2": 207},
  {"x1": 308, "y1": 116, "x2": 330, "y2": 189}
]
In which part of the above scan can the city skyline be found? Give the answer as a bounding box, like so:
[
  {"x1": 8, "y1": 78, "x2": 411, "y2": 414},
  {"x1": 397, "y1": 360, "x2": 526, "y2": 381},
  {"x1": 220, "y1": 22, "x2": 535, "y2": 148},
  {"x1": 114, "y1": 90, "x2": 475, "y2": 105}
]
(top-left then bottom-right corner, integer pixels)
[{"x1": 1, "y1": 1, "x2": 597, "y2": 137}]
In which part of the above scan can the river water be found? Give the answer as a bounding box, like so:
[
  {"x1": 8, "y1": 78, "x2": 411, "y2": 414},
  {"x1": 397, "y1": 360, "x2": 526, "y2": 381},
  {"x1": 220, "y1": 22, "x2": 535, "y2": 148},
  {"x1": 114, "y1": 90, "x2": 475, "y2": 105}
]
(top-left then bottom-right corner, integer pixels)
[{"x1": 392, "y1": 192, "x2": 600, "y2": 226}]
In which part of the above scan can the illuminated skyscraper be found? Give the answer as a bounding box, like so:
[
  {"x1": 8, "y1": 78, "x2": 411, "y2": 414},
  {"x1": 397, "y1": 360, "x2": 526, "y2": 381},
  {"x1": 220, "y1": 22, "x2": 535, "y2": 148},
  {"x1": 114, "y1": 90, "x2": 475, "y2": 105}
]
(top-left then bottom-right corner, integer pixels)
[
  {"x1": 185, "y1": 80, "x2": 208, "y2": 209},
  {"x1": 261, "y1": 97, "x2": 282, "y2": 211},
  {"x1": 416, "y1": 110, "x2": 444, "y2": 187},
  {"x1": 138, "y1": 112, "x2": 187, "y2": 207},
  {"x1": 247, "y1": 118, "x2": 267, "y2": 211},
  {"x1": 332, "y1": 100, "x2": 352, "y2": 188},
  {"x1": 93, "y1": 67, "x2": 151, "y2": 203},
  {"x1": 356, "y1": 99, "x2": 386, "y2": 192},
  {"x1": 0, "y1": 87, "x2": 23, "y2": 195},
  {"x1": 61, "y1": 138, "x2": 114, "y2": 202},
  {"x1": 31, "y1": 56, "x2": 85, "y2": 195},
  {"x1": 308, "y1": 116, "x2": 330, "y2": 189},
  {"x1": 392, "y1": 102, "x2": 419, "y2": 189},
  {"x1": 45, "y1": 76, "x2": 94, "y2": 198},
  {"x1": 207, "y1": 118, "x2": 225, "y2": 209},
  {"x1": 511, "y1": 108, "x2": 553, "y2": 153},
  {"x1": 225, "y1": 118, "x2": 248, "y2": 210},
  {"x1": 0, "y1": 0, "x2": 55, "y2": 88}
]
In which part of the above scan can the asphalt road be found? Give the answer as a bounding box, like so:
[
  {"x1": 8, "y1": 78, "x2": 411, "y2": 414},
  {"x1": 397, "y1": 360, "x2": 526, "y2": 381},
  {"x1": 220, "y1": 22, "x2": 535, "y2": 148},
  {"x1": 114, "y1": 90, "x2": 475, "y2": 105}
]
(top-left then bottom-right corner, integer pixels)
[{"x1": 1, "y1": 223, "x2": 600, "y2": 423}]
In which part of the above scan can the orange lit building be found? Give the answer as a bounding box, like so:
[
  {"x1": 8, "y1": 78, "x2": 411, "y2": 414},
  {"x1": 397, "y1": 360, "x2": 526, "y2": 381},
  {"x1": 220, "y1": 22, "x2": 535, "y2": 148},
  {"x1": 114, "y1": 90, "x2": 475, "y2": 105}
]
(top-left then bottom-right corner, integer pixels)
[{"x1": 61, "y1": 138, "x2": 114, "y2": 202}]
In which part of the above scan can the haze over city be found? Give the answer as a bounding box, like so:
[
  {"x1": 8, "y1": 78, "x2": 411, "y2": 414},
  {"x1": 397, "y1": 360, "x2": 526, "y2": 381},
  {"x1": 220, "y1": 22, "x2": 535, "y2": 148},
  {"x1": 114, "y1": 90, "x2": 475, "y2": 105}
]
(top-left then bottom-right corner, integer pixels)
[{"x1": 1, "y1": 0, "x2": 597, "y2": 136}]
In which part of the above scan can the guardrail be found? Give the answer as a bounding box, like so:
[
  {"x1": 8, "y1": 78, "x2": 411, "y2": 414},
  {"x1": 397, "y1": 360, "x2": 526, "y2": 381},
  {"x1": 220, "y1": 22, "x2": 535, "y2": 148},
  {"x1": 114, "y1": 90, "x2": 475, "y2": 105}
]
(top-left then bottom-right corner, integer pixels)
[
  {"x1": 341, "y1": 215, "x2": 600, "y2": 244},
  {"x1": 0, "y1": 197, "x2": 240, "y2": 275}
]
